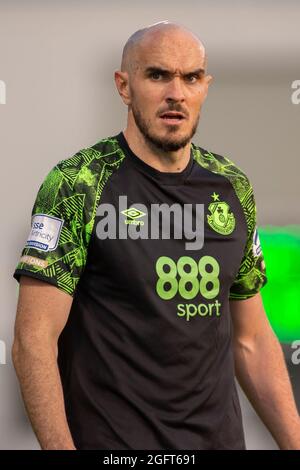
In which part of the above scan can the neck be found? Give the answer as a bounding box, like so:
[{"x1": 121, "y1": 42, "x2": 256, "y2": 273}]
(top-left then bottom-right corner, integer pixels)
[{"x1": 123, "y1": 124, "x2": 192, "y2": 173}]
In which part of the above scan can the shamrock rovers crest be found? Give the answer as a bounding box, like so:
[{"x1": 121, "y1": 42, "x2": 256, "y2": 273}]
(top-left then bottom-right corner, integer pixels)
[{"x1": 207, "y1": 192, "x2": 235, "y2": 235}]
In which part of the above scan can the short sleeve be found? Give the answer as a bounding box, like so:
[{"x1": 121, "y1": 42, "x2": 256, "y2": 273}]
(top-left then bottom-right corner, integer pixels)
[
  {"x1": 13, "y1": 164, "x2": 89, "y2": 296},
  {"x1": 229, "y1": 185, "x2": 267, "y2": 300}
]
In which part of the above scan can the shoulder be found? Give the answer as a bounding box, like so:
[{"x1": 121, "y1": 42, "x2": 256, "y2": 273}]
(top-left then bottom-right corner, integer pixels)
[
  {"x1": 55, "y1": 134, "x2": 125, "y2": 183},
  {"x1": 191, "y1": 142, "x2": 254, "y2": 203},
  {"x1": 33, "y1": 134, "x2": 125, "y2": 217}
]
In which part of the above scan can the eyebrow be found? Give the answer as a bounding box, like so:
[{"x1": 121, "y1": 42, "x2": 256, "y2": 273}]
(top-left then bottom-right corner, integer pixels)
[{"x1": 144, "y1": 66, "x2": 206, "y2": 77}]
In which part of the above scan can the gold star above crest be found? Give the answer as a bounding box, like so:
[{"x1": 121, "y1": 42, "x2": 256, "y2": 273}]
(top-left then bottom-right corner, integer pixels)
[{"x1": 211, "y1": 192, "x2": 220, "y2": 201}]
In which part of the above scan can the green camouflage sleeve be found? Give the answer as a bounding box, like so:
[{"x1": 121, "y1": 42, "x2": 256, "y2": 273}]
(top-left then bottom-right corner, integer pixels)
[
  {"x1": 229, "y1": 187, "x2": 267, "y2": 300},
  {"x1": 13, "y1": 159, "x2": 93, "y2": 296},
  {"x1": 192, "y1": 144, "x2": 267, "y2": 300},
  {"x1": 13, "y1": 137, "x2": 125, "y2": 296}
]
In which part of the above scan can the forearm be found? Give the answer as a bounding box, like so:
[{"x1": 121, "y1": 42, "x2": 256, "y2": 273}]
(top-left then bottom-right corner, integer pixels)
[
  {"x1": 234, "y1": 329, "x2": 300, "y2": 450},
  {"x1": 12, "y1": 338, "x2": 76, "y2": 450}
]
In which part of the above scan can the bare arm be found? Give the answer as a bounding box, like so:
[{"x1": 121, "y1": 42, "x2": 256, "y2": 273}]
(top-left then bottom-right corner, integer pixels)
[
  {"x1": 12, "y1": 276, "x2": 75, "y2": 450},
  {"x1": 230, "y1": 292, "x2": 300, "y2": 450}
]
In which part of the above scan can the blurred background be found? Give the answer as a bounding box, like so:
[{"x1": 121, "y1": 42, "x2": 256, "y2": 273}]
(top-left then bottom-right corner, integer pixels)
[{"x1": 0, "y1": 0, "x2": 299, "y2": 449}]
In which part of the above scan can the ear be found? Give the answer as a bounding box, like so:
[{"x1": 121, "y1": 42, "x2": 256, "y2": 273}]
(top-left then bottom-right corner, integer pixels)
[
  {"x1": 205, "y1": 74, "x2": 213, "y2": 86},
  {"x1": 114, "y1": 70, "x2": 131, "y2": 105},
  {"x1": 201, "y1": 74, "x2": 213, "y2": 101}
]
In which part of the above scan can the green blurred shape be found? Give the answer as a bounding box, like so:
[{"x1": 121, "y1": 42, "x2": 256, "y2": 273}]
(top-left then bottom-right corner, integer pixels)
[{"x1": 259, "y1": 225, "x2": 300, "y2": 343}]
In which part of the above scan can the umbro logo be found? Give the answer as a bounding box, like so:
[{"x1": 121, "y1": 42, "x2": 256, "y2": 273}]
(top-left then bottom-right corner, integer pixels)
[{"x1": 121, "y1": 207, "x2": 146, "y2": 225}]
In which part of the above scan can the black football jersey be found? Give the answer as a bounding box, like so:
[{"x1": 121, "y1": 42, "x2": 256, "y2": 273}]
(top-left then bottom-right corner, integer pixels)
[{"x1": 14, "y1": 131, "x2": 267, "y2": 449}]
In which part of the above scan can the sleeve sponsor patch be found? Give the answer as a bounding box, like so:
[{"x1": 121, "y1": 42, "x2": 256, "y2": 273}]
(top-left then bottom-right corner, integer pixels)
[{"x1": 25, "y1": 214, "x2": 64, "y2": 252}]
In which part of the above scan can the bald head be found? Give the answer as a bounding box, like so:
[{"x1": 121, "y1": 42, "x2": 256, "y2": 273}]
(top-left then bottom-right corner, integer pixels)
[
  {"x1": 115, "y1": 21, "x2": 213, "y2": 156},
  {"x1": 121, "y1": 21, "x2": 206, "y2": 75}
]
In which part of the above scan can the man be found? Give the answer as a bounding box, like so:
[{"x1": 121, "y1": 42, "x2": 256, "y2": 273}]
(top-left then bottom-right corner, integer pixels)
[{"x1": 12, "y1": 21, "x2": 300, "y2": 450}]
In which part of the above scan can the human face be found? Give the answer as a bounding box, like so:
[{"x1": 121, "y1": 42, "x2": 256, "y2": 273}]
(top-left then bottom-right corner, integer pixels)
[{"x1": 127, "y1": 31, "x2": 211, "y2": 152}]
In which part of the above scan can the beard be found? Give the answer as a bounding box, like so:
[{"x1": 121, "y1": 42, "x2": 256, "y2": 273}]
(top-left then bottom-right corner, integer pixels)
[{"x1": 130, "y1": 100, "x2": 200, "y2": 152}]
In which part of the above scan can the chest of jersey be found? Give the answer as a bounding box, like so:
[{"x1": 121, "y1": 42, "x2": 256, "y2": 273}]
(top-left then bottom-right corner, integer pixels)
[{"x1": 81, "y1": 157, "x2": 247, "y2": 331}]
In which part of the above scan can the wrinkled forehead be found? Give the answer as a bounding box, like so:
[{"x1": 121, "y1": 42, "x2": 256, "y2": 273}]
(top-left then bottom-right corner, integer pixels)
[{"x1": 133, "y1": 29, "x2": 206, "y2": 73}]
